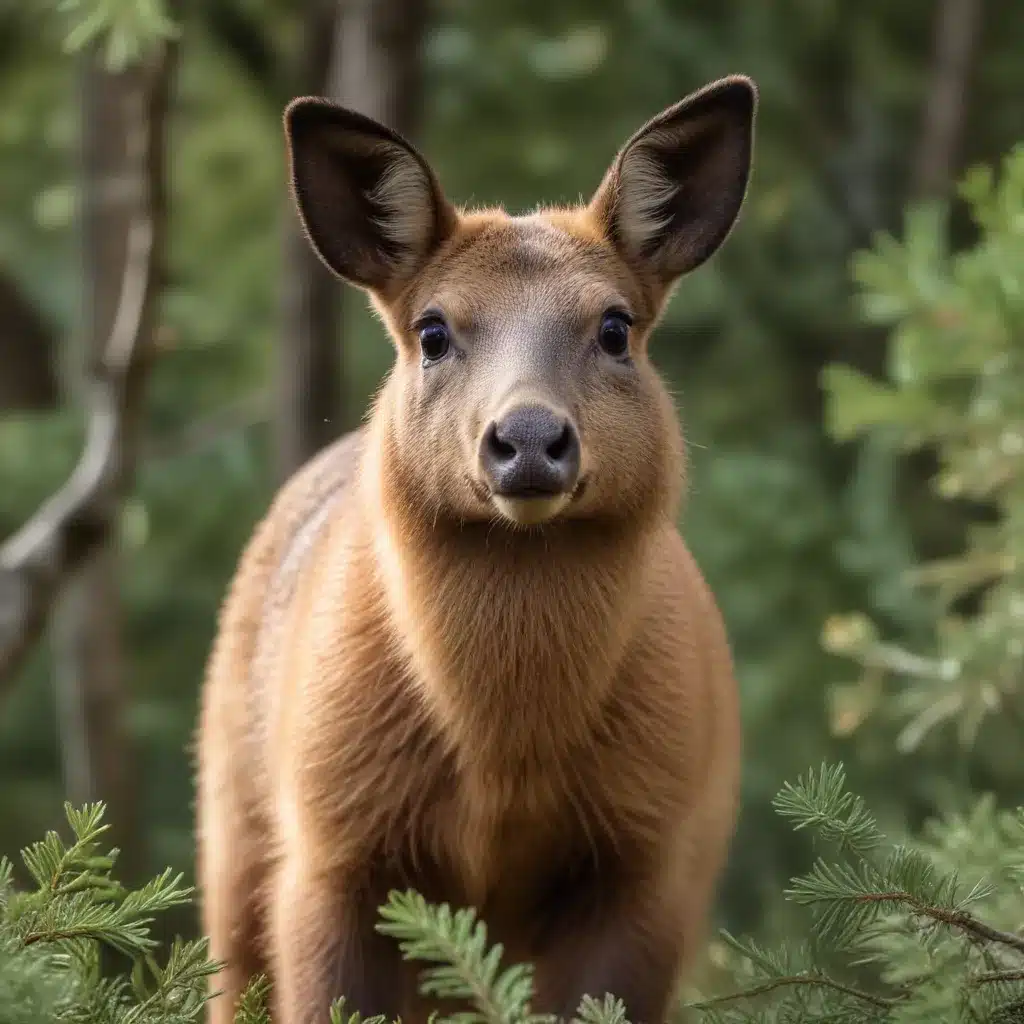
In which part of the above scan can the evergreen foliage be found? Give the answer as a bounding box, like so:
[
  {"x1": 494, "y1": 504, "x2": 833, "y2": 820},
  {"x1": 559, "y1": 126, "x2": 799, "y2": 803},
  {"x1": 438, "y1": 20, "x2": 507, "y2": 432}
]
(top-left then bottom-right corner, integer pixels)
[
  {"x1": 7, "y1": 788, "x2": 1024, "y2": 1024},
  {"x1": 0, "y1": 806, "x2": 638, "y2": 1024},
  {"x1": 376, "y1": 890, "x2": 547, "y2": 1024},
  {"x1": 55, "y1": 0, "x2": 179, "y2": 71},
  {"x1": 822, "y1": 143, "x2": 1024, "y2": 755},
  {"x1": 687, "y1": 765, "x2": 1024, "y2": 1022},
  {"x1": 0, "y1": 801, "x2": 217, "y2": 1024}
]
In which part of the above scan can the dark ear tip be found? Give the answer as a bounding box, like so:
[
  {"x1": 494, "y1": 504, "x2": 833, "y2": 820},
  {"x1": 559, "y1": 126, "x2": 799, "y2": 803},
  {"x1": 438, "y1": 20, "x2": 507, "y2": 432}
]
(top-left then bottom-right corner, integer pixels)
[
  {"x1": 705, "y1": 74, "x2": 759, "y2": 117},
  {"x1": 283, "y1": 95, "x2": 343, "y2": 137},
  {"x1": 282, "y1": 96, "x2": 417, "y2": 156}
]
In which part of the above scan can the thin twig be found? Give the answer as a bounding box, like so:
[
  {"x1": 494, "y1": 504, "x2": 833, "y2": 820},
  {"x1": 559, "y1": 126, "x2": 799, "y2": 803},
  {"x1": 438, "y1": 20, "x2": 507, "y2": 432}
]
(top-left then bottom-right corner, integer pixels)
[
  {"x1": 689, "y1": 973, "x2": 900, "y2": 1010},
  {"x1": 854, "y1": 892, "x2": 1024, "y2": 956},
  {"x1": 0, "y1": 40, "x2": 177, "y2": 689},
  {"x1": 974, "y1": 970, "x2": 1024, "y2": 987}
]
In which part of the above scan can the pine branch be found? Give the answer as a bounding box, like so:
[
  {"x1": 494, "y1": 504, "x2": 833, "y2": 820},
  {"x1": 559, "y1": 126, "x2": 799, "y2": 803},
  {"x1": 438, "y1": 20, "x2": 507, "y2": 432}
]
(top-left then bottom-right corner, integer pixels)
[
  {"x1": 571, "y1": 994, "x2": 630, "y2": 1024},
  {"x1": 11, "y1": 805, "x2": 193, "y2": 963},
  {"x1": 233, "y1": 975, "x2": 272, "y2": 1024},
  {"x1": 376, "y1": 890, "x2": 548, "y2": 1024},
  {"x1": 689, "y1": 973, "x2": 900, "y2": 1011},
  {"x1": 773, "y1": 763, "x2": 884, "y2": 856},
  {"x1": 1, "y1": 802, "x2": 226, "y2": 1024},
  {"x1": 690, "y1": 761, "x2": 1024, "y2": 1021},
  {"x1": 327, "y1": 996, "x2": 390, "y2": 1024},
  {"x1": 975, "y1": 970, "x2": 1024, "y2": 986},
  {"x1": 885, "y1": 900, "x2": 1024, "y2": 957}
]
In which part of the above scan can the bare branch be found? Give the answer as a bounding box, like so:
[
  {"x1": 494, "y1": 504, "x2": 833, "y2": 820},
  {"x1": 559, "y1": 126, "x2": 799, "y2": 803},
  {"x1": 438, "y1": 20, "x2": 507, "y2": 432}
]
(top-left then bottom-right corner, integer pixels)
[
  {"x1": 913, "y1": 0, "x2": 984, "y2": 199},
  {"x1": 0, "y1": 40, "x2": 177, "y2": 688}
]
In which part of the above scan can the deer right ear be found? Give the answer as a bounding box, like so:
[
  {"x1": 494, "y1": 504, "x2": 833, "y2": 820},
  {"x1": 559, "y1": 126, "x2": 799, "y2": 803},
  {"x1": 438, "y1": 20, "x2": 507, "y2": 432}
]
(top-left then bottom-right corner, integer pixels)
[
  {"x1": 284, "y1": 97, "x2": 457, "y2": 295},
  {"x1": 589, "y1": 76, "x2": 757, "y2": 283}
]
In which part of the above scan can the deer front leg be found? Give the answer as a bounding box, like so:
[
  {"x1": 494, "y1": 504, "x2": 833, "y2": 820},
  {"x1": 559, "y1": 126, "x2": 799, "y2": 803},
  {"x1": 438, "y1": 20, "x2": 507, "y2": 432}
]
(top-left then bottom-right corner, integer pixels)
[
  {"x1": 530, "y1": 855, "x2": 699, "y2": 1024},
  {"x1": 540, "y1": 914, "x2": 684, "y2": 1024},
  {"x1": 270, "y1": 855, "x2": 405, "y2": 1024}
]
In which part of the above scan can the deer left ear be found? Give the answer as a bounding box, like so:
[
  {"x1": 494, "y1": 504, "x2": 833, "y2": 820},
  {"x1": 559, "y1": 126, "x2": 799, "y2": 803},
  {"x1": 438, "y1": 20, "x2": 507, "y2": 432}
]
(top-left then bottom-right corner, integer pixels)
[
  {"x1": 284, "y1": 96, "x2": 457, "y2": 296},
  {"x1": 590, "y1": 75, "x2": 757, "y2": 282}
]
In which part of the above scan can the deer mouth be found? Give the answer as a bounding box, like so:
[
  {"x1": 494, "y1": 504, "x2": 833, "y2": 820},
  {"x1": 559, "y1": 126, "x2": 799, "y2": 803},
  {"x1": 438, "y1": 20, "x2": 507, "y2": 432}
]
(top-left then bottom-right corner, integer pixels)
[
  {"x1": 467, "y1": 474, "x2": 589, "y2": 527},
  {"x1": 491, "y1": 492, "x2": 572, "y2": 526}
]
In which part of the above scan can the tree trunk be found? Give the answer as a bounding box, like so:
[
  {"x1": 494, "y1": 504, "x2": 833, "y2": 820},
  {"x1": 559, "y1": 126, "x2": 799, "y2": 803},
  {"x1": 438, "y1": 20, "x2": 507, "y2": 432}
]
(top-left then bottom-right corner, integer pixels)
[
  {"x1": 913, "y1": 0, "x2": 984, "y2": 200},
  {"x1": 276, "y1": 0, "x2": 344, "y2": 483},
  {"x1": 51, "y1": 39, "x2": 175, "y2": 878},
  {"x1": 54, "y1": 51, "x2": 136, "y2": 866},
  {"x1": 275, "y1": 0, "x2": 429, "y2": 482}
]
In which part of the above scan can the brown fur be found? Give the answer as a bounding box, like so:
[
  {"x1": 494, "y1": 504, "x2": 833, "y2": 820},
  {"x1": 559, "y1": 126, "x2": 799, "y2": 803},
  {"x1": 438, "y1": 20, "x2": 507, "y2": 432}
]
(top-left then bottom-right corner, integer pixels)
[{"x1": 196, "y1": 75, "x2": 757, "y2": 1024}]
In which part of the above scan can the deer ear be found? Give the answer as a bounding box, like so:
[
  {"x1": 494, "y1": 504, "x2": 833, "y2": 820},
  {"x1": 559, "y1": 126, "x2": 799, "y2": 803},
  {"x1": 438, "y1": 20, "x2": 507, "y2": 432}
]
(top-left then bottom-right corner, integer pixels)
[
  {"x1": 284, "y1": 97, "x2": 457, "y2": 294},
  {"x1": 590, "y1": 75, "x2": 757, "y2": 282}
]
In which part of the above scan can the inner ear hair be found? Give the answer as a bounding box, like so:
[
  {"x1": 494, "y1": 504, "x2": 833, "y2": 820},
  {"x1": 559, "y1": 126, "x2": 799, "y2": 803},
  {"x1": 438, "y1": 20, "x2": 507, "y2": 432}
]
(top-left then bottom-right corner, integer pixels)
[
  {"x1": 368, "y1": 141, "x2": 439, "y2": 259},
  {"x1": 284, "y1": 97, "x2": 456, "y2": 294},
  {"x1": 594, "y1": 75, "x2": 757, "y2": 282}
]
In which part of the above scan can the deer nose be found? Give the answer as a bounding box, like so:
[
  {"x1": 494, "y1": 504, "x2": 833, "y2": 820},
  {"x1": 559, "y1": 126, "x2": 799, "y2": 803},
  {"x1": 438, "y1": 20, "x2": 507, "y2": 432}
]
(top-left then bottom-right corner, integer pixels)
[{"x1": 480, "y1": 405, "x2": 581, "y2": 498}]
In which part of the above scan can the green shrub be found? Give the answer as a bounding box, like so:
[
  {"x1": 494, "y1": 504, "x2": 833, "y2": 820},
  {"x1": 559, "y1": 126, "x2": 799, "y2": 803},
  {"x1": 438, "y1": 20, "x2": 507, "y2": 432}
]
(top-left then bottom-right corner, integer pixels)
[
  {"x1": 0, "y1": 801, "x2": 217, "y2": 1024},
  {"x1": 0, "y1": 802, "x2": 629, "y2": 1024},
  {"x1": 687, "y1": 766, "x2": 1024, "y2": 1022},
  {"x1": 6, "y1": 787, "x2": 1024, "y2": 1024},
  {"x1": 821, "y1": 143, "x2": 1024, "y2": 753}
]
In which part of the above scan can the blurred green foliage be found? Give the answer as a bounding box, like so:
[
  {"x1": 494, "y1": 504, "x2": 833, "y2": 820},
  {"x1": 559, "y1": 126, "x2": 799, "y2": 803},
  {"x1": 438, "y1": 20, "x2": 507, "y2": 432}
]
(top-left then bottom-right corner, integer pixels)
[
  {"x1": 57, "y1": 0, "x2": 179, "y2": 70},
  {"x1": 823, "y1": 144, "x2": 1024, "y2": 756},
  {"x1": 684, "y1": 151, "x2": 1024, "y2": 1016},
  {"x1": 1, "y1": 0, "x2": 1023, "y2": 962}
]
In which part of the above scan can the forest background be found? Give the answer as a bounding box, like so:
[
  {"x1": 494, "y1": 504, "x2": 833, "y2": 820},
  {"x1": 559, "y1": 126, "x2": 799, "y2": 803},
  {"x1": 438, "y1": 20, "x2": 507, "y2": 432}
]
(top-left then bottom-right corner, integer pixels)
[{"x1": 0, "y1": 0, "x2": 1022, "y2": 997}]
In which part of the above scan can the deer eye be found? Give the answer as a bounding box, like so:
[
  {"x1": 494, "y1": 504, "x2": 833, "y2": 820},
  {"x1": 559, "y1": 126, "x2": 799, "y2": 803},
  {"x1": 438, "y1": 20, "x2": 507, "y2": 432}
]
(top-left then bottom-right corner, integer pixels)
[
  {"x1": 418, "y1": 319, "x2": 451, "y2": 364},
  {"x1": 597, "y1": 311, "x2": 632, "y2": 357}
]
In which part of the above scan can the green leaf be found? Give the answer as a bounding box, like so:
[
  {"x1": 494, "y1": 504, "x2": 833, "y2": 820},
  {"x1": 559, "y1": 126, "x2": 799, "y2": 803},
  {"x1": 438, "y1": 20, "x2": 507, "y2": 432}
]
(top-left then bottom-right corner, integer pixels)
[{"x1": 821, "y1": 365, "x2": 934, "y2": 442}]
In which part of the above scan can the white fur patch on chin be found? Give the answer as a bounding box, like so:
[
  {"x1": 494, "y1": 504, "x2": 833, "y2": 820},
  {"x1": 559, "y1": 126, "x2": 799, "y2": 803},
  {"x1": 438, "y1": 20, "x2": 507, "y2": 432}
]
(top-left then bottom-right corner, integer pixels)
[{"x1": 492, "y1": 494, "x2": 571, "y2": 527}]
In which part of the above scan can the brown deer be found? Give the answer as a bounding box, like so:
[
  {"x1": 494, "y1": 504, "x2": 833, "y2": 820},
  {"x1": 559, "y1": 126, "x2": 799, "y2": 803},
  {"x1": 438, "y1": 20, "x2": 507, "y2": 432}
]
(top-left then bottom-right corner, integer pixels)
[{"x1": 195, "y1": 74, "x2": 757, "y2": 1024}]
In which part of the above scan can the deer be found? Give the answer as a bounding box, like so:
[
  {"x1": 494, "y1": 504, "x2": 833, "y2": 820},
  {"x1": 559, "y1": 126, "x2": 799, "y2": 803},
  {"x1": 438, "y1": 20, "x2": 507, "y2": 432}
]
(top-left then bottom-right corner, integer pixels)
[{"x1": 195, "y1": 74, "x2": 757, "y2": 1024}]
